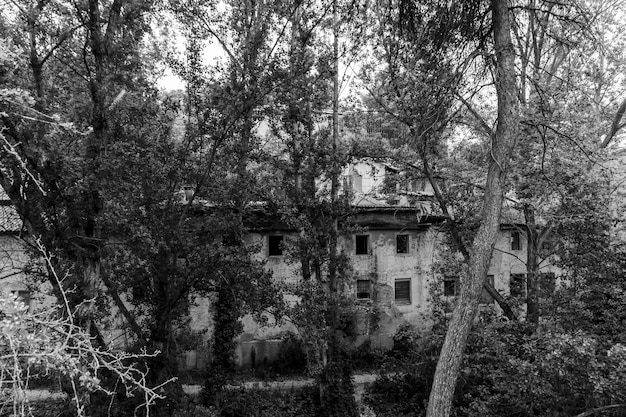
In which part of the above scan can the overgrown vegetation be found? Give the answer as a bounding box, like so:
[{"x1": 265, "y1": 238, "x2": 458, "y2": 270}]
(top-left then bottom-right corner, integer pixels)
[
  {"x1": 366, "y1": 322, "x2": 626, "y2": 417},
  {"x1": 1, "y1": 0, "x2": 626, "y2": 416}
]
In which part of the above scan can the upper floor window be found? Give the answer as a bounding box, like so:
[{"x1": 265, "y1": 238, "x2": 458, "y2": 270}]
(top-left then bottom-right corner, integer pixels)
[
  {"x1": 511, "y1": 231, "x2": 521, "y2": 251},
  {"x1": 396, "y1": 234, "x2": 409, "y2": 254},
  {"x1": 355, "y1": 235, "x2": 369, "y2": 255},
  {"x1": 268, "y1": 235, "x2": 284, "y2": 256}
]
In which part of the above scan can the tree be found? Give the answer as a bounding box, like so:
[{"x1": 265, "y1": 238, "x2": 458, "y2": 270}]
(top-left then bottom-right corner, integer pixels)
[
  {"x1": 254, "y1": 1, "x2": 362, "y2": 413},
  {"x1": 424, "y1": 0, "x2": 519, "y2": 415},
  {"x1": 0, "y1": 0, "x2": 159, "y2": 354},
  {"x1": 359, "y1": 0, "x2": 520, "y2": 320}
]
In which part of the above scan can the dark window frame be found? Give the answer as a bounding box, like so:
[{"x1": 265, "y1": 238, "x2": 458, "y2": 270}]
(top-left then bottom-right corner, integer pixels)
[
  {"x1": 396, "y1": 234, "x2": 409, "y2": 254},
  {"x1": 394, "y1": 279, "x2": 411, "y2": 304},
  {"x1": 511, "y1": 231, "x2": 521, "y2": 251},
  {"x1": 443, "y1": 276, "x2": 458, "y2": 297},
  {"x1": 356, "y1": 279, "x2": 371, "y2": 300},
  {"x1": 510, "y1": 273, "x2": 527, "y2": 298},
  {"x1": 268, "y1": 235, "x2": 284, "y2": 256},
  {"x1": 355, "y1": 234, "x2": 370, "y2": 255}
]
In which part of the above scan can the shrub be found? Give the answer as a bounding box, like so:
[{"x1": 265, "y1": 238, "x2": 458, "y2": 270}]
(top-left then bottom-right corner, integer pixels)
[
  {"x1": 365, "y1": 322, "x2": 626, "y2": 417},
  {"x1": 269, "y1": 333, "x2": 308, "y2": 376},
  {"x1": 217, "y1": 386, "x2": 318, "y2": 417}
]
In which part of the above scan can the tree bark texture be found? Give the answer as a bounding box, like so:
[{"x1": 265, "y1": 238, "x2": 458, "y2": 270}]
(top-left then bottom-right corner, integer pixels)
[
  {"x1": 524, "y1": 205, "x2": 539, "y2": 324},
  {"x1": 425, "y1": 1, "x2": 519, "y2": 416}
]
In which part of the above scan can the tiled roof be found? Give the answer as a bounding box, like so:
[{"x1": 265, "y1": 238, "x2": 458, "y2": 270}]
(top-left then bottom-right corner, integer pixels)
[
  {"x1": 0, "y1": 203, "x2": 22, "y2": 232},
  {"x1": 0, "y1": 189, "x2": 22, "y2": 232}
]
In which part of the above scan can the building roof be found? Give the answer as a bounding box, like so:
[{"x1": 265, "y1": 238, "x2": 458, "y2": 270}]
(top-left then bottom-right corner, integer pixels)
[{"x1": 0, "y1": 189, "x2": 22, "y2": 233}]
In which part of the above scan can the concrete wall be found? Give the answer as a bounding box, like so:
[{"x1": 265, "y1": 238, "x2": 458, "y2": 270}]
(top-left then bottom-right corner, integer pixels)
[
  {"x1": 347, "y1": 227, "x2": 441, "y2": 326},
  {"x1": 0, "y1": 235, "x2": 53, "y2": 312},
  {"x1": 490, "y1": 229, "x2": 560, "y2": 295}
]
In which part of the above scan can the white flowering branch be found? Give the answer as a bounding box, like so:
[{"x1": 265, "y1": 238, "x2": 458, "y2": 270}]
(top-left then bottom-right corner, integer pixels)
[{"x1": 0, "y1": 239, "x2": 174, "y2": 417}]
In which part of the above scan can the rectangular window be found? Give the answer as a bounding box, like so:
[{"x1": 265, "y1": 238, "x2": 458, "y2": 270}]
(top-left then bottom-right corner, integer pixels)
[
  {"x1": 355, "y1": 235, "x2": 369, "y2": 255},
  {"x1": 396, "y1": 234, "x2": 409, "y2": 254},
  {"x1": 394, "y1": 279, "x2": 411, "y2": 304},
  {"x1": 443, "y1": 276, "x2": 458, "y2": 297},
  {"x1": 511, "y1": 231, "x2": 521, "y2": 251},
  {"x1": 480, "y1": 275, "x2": 495, "y2": 304},
  {"x1": 356, "y1": 280, "x2": 371, "y2": 299},
  {"x1": 510, "y1": 273, "x2": 526, "y2": 298},
  {"x1": 268, "y1": 235, "x2": 284, "y2": 256}
]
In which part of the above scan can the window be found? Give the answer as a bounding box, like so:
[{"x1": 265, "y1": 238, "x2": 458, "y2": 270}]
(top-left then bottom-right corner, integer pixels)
[
  {"x1": 355, "y1": 235, "x2": 369, "y2": 255},
  {"x1": 396, "y1": 234, "x2": 409, "y2": 254},
  {"x1": 443, "y1": 276, "x2": 458, "y2": 297},
  {"x1": 511, "y1": 231, "x2": 521, "y2": 251},
  {"x1": 480, "y1": 275, "x2": 495, "y2": 304},
  {"x1": 394, "y1": 279, "x2": 411, "y2": 304},
  {"x1": 510, "y1": 273, "x2": 526, "y2": 298},
  {"x1": 268, "y1": 235, "x2": 284, "y2": 256},
  {"x1": 356, "y1": 280, "x2": 371, "y2": 300}
]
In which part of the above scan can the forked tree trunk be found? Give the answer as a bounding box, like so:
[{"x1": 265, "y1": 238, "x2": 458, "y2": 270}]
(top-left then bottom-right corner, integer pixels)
[{"x1": 425, "y1": 1, "x2": 519, "y2": 416}]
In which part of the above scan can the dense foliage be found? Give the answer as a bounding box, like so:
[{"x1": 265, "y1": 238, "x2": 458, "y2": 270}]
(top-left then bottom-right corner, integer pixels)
[
  {"x1": 367, "y1": 323, "x2": 626, "y2": 417},
  {"x1": 1, "y1": 0, "x2": 625, "y2": 416}
]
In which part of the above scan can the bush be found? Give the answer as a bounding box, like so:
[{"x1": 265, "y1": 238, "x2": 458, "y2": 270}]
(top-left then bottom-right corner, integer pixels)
[
  {"x1": 217, "y1": 386, "x2": 318, "y2": 417},
  {"x1": 364, "y1": 326, "x2": 440, "y2": 417},
  {"x1": 365, "y1": 322, "x2": 626, "y2": 417},
  {"x1": 269, "y1": 334, "x2": 308, "y2": 376}
]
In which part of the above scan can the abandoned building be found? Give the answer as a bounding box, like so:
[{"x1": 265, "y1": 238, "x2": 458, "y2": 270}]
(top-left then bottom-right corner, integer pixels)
[
  {"x1": 182, "y1": 159, "x2": 560, "y2": 369},
  {"x1": 0, "y1": 160, "x2": 560, "y2": 370}
]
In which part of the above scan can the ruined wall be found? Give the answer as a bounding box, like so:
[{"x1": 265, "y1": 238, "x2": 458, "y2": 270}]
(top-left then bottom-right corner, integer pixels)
[{"x1": 0, "y1": 235, "x2": 52, "y2": 312}]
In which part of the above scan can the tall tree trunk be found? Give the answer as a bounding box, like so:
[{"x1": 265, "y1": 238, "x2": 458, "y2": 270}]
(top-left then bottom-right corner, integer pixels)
[
  {"x1": 524, "y1": 204, "x2": 539, "y2": 324},
  {"x1": 425, "y1": 1, "x2": 519, "y2": 416},
  {"x1": 318, "y1": 3, "x2": 357, "y2": 416}
]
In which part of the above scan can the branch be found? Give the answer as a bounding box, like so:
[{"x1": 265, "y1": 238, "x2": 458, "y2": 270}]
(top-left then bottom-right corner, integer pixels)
[
  {"x1": 599, "y1": 96, "x2": 626, "y2": 149},
  {"x1": 457, "y1": 93, "x2": 494, "y2": 138},
  {"x1": 574, "y1": 404, "x2": 626, "y2": 417}
]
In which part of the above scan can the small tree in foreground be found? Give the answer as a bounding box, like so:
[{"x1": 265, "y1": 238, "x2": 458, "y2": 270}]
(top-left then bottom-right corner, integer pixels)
[{"x1": 0, "y1": 240, "x2": 171, "y2": 417}]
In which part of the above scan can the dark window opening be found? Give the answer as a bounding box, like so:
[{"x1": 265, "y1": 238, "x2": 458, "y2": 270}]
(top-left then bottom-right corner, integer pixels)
[
  {"x1": 396, "y1": 234, "x2": 409, "y2": 254},
  {"x1": 480, "y1": 275, "x2": 495, "y2": 304},
  {"x1": 356, "y1": 280, "x2": 371, "y2": 299},
  {"x1": 355, "y1": 235, "x2": 369, "y2": 255},
  {"x1": 511, "y1": 231, "x2": 521, "y2": 251},
  {"x1": 268, "y1": 235, "x2": 284, "y2": 256},
  {"x1": 444, "y1": 277, "x2": 458, "y2": 297},
  {"x1": 394, "y1": 279, "x2": 411, "y2": 304},
  {"x1": 384, "y1": 168, "x2": 400, "y2": 193},
  {"x1": 510, "y1": 273, "x2": 526, "y2": 298}
]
